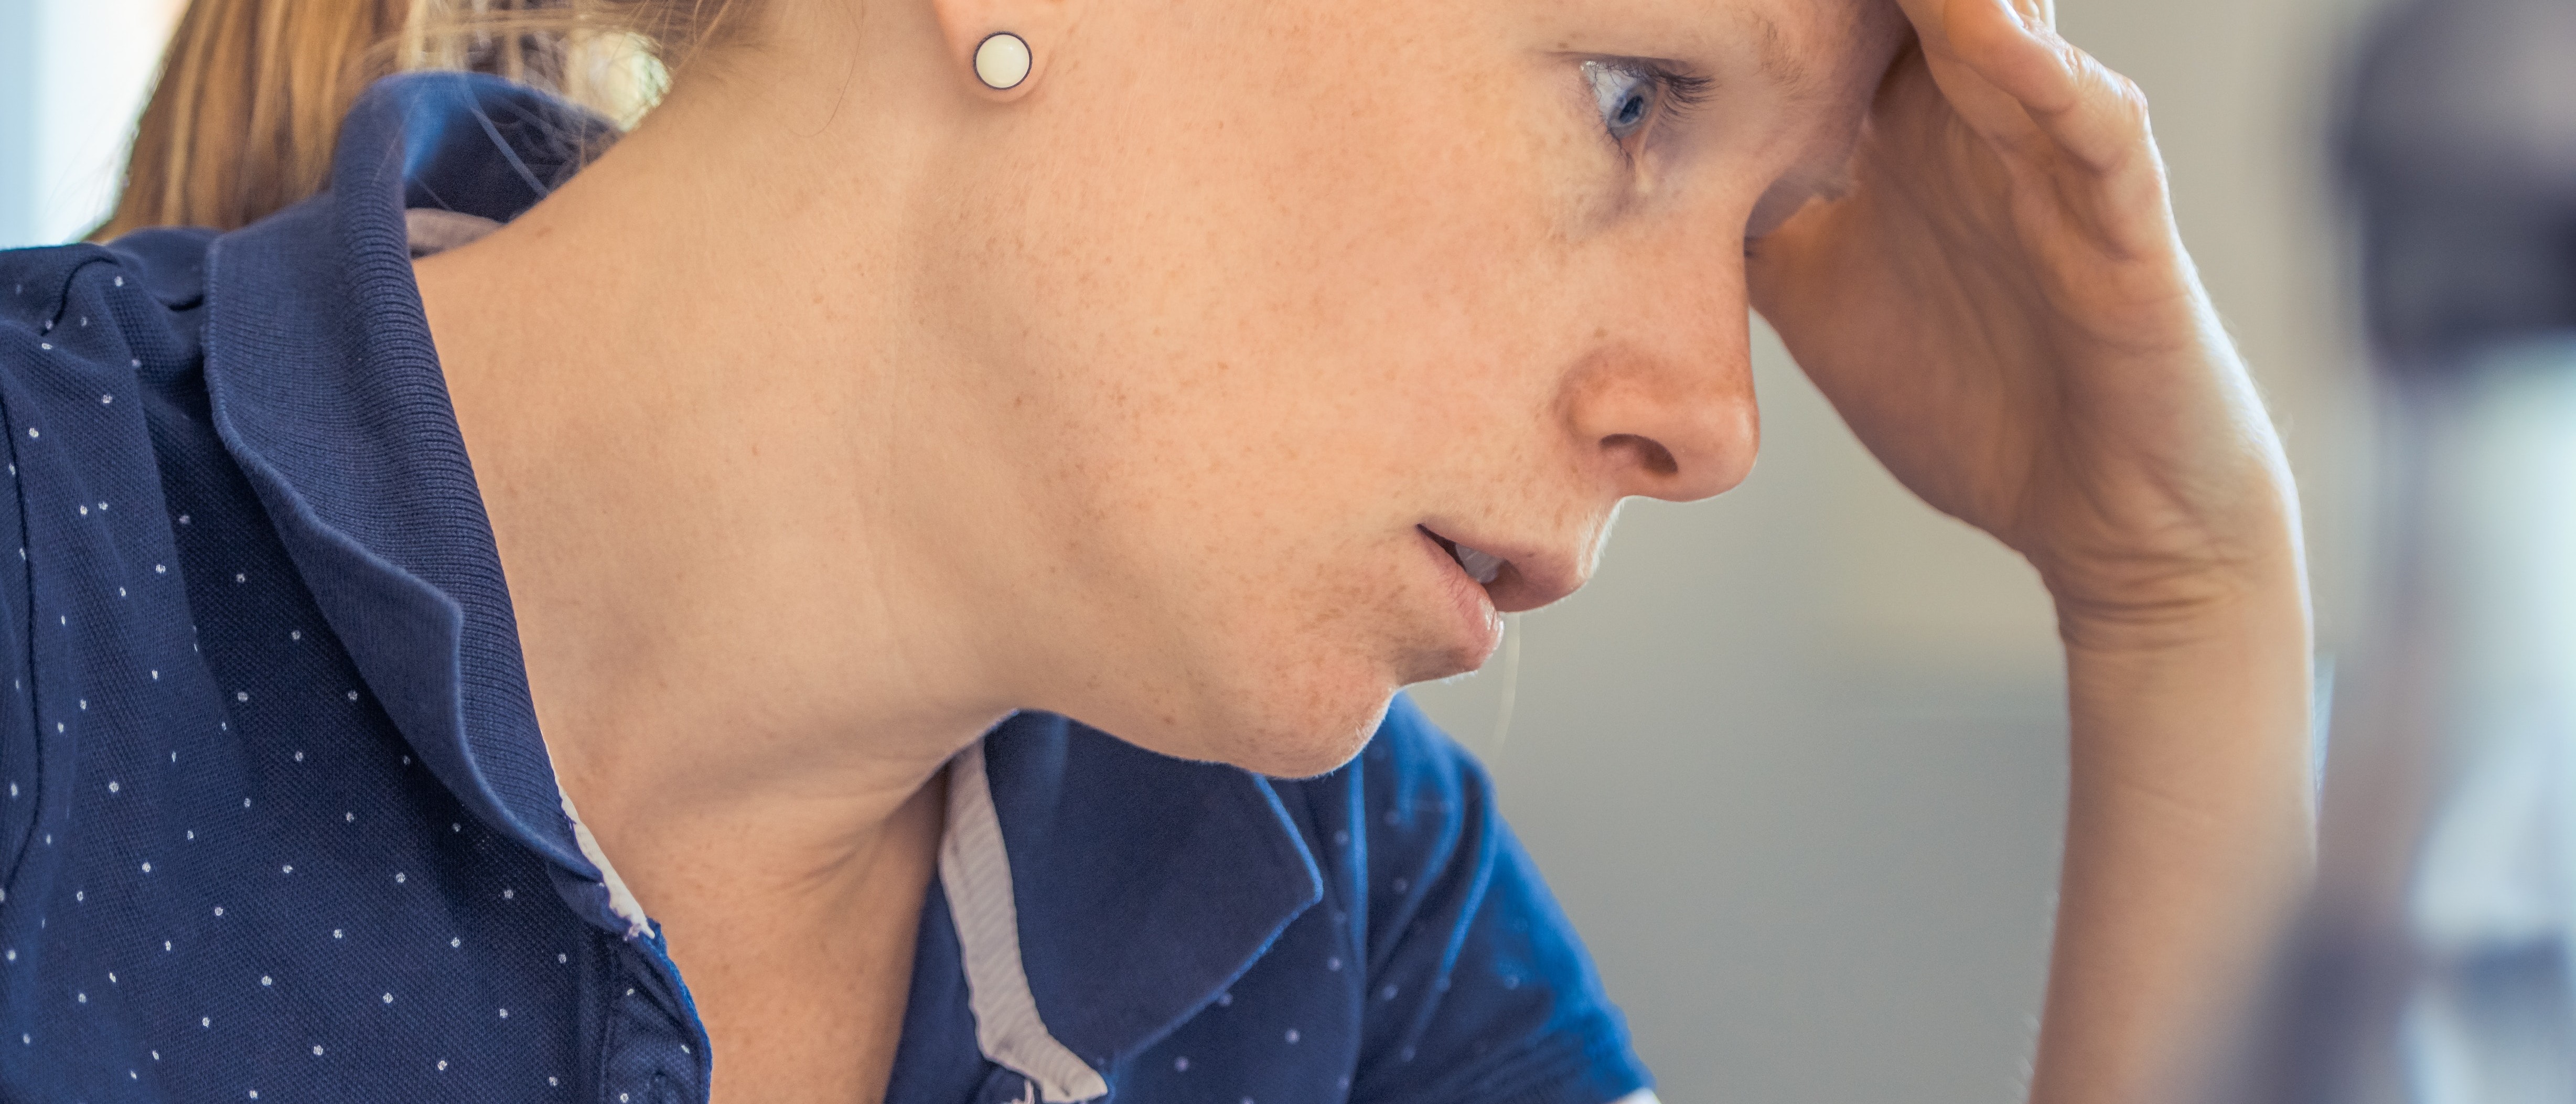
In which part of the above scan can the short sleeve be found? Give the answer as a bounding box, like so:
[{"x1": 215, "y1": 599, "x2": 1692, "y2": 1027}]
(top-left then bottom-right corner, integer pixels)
[{"x1": 1346, "y1": 695, "x2": 1651, "y2": 1104}]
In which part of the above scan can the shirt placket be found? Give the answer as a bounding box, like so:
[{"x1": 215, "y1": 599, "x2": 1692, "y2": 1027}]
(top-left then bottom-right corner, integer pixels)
[{"x1": 599, "y1": 929, "x2": 711, "y2": 1104}]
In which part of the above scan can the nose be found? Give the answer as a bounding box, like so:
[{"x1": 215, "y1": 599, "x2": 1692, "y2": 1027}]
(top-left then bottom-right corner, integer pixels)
[{"x1": 1559, "y1": 325, "x2": 1760, "y2": 503}]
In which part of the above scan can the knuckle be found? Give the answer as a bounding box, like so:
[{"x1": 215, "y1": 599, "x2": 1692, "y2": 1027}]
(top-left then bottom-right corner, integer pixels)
[
  {"x1": 2111, "y1": 74, "x2": 2151, "y2": 124},
  {"x1": 2091, "y1": 62, "x2": 2151, "y2": 126}
]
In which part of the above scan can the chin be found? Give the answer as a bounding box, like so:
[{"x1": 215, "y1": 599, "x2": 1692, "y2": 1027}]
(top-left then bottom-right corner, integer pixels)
[
  {"x1": 1056, "y1": 557, "x2": 1434, "y2": 777},
  {"x1": 1084, "y1": 644, "x2": 1399, "y2": 779},
  {"x1": 1212, "y1": 687, "x2": 1396, "y2": 779}
]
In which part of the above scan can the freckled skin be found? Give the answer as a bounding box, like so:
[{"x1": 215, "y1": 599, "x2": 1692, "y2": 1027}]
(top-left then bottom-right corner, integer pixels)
[
  {"x1": 896, "y1": 0, "x2": 1905, "y2": 776},
  {"x1": 422, "y1": 0, "x2": 2310, "y2": 1098},
  {"x1": 430, "y1": 4, "x2": 1904, "y2": 1097}
]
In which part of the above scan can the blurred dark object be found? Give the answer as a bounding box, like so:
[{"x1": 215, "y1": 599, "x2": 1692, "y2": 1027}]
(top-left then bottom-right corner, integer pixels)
[
  {"x1": 2344, "y1": 0, "x2": 2576, "y2": 366},
  {"x1": 2202, "y1": 0, "x2": 2576, "y2": 1101}
]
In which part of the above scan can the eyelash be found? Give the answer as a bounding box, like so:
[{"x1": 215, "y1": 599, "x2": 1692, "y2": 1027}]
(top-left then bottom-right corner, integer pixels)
[
  {"x1": 1585, "y1": 59, "x2": 1714, "y2": 146},
  {"x1": 1582, "y1": 58, "x2": 1755, "y2": 255}
]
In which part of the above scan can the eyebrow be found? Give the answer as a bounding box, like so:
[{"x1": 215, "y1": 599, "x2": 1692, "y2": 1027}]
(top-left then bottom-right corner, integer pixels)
[{"x1": 1743, "y1": 9, "x2": 1832, "y2": 107}]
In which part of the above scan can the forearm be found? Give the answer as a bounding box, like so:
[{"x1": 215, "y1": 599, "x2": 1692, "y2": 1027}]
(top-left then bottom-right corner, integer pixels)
[{"x1": 2028, "y1": 551, "x2": 2315, "y2": 1104}]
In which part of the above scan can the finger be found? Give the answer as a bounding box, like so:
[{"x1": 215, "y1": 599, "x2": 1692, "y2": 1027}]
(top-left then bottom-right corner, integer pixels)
[
  {"x1": 1945, "y1": 1, "x2": 2155, "y2": 176},
  {"x1": 1885, "y1": 0, "x2": 2047, "y2": 145}
]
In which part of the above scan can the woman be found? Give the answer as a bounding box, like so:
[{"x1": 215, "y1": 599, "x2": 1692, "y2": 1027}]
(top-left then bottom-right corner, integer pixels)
[{"x1": 0, "y1": 0, "x2": 2312, "y2": 1100}]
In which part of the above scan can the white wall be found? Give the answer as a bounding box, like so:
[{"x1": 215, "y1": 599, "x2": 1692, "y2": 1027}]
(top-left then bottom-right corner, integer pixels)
[
  {"x1": 0, "y1": 0, "x2": 36, "y2": 243},
  {"x1": 0, "y1": 0, "x2": 186, "y2": 248}
]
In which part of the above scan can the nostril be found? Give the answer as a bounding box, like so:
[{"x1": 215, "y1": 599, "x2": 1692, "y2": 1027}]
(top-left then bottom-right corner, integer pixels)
[{"x1": 1601, "y1": 433, "x2": 1678, "y2": 478}]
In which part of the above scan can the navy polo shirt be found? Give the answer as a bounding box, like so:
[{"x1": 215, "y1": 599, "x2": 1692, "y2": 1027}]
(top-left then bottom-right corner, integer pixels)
[{"x1": 0, "y1": 72, "x2": 1650, "y2": 1104}]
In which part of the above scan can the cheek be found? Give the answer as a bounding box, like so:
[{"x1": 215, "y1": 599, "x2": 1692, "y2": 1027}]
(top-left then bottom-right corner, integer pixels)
[
  {"x1": 1015, "y1": 16, "x2": 1574, "y2": 388},
  {"x1": 920, "y1": 5, "x2": 1633, "y2": 756},
  {"x1": 971, "y1": 48, "x2": 1582, "y2": 524}
]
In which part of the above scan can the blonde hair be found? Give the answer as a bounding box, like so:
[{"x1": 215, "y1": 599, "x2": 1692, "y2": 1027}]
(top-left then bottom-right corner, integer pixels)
[{"x1": 94, "y1": 0, "x2": 742, "y2": 239}]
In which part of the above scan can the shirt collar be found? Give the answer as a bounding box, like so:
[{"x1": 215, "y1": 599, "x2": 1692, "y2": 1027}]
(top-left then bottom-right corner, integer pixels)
[
  {"x1": 199, "y1": 71, "x2": 604, "y2": 885},
  {"x1": 198, "y1": 71, "x2": 1325, "y2": 1088},
  {"x1": 971, "y1": 716, "x2": 1325, "y2": 1083}
]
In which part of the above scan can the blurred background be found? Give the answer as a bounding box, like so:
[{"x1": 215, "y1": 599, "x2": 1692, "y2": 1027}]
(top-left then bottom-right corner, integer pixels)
[
  {"x1": 0, "y1": 1, "x2": 2392, "y2": 1100},
  {"x1": 0, "y1": 0, "x2": 186, "y2": 248}
]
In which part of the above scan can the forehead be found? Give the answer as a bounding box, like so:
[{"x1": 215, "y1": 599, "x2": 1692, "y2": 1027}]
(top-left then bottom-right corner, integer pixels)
[
  {"x1": 1713, "y1": 0, "x2": 1910, "y2": 104},
  {"x1": 1758, "y1": 0, "x2": 1915, "y2": 164},
  {"x1": 1527, "y1": 0, "x2": 1909, "y2": 95}
]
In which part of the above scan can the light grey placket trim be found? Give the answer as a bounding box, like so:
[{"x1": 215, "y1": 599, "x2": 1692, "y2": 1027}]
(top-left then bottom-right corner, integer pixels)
[
  {"x1": 404, "y1": 208, "x2": 502, "y2": 257},
  {"x1": 536, "y1": 732, "x2": 652, "y2": 940},
  {"x1": 550, "y1": 744, "x2": 1102, "y2": 1090},
  {"x1": 559, "y1": 789, "x2": 653, "y2": 941},
  {"x1": 942, "y1": 741, "x2": 1110, "y2": 1103}
]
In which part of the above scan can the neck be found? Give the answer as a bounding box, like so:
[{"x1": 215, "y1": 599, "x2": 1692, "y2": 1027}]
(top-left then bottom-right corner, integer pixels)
[{"x1": 413, "y1": 44, "x2": 1020, "y2": 907}]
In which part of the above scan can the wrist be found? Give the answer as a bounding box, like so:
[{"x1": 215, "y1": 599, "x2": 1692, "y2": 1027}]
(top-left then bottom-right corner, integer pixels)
[{"x1": 2041, "y1": 536, "x2": 2310, "y2": 656}]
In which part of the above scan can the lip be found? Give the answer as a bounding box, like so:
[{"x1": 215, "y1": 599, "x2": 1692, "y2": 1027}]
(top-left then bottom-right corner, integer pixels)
[
  {"x1": 1416, "y1": 520, "x2": 1584, "y2": 614},
  {"x1": 1414, "y1": 527, "x2": 1505, "y2": 666}
]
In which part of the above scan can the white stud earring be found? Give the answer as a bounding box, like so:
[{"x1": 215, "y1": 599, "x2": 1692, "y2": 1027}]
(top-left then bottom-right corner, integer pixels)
[{"x1": 974, "y1": 33, "x2": 1032, "y2": 90}]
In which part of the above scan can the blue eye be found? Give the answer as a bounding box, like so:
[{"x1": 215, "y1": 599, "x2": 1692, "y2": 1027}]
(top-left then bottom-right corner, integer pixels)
[
  {"x1": 1582, "y1": 61, "x2": 1659, "y2": 141},
  {"x1": 1580, "y1": 60, "x2": 1713, "y2": 147}
]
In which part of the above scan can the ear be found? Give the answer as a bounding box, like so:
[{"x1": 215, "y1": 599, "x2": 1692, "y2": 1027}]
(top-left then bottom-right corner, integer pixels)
[{"x1": 928, "y1": 0, "x2": 1062, "y2": 100}]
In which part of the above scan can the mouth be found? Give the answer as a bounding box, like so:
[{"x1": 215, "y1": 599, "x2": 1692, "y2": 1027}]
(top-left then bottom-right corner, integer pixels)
[
  {"x1": 1407, "y1": 521, "x2": 1581, "y2": 672},
  {"x1": 1420, "y1": 527, "x2": 1507, "y2": 586},
  {"x1": 1416, "y1": 522, "x2": 1586, "y2": 614}
]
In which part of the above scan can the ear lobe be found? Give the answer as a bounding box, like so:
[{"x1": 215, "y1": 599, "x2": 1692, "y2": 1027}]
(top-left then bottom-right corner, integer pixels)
[{"x1": 929, "y1": 0, "x2": 1059, "y2": 99}]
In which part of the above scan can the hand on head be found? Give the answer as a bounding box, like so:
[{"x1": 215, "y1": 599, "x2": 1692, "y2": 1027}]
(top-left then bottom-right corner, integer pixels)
[{"x1": 1750, "y1": 0, "x2": 2301, "y2": 638}]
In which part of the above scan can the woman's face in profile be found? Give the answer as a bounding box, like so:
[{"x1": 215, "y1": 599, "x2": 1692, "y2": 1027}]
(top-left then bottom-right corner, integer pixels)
[{"x1": 905, "y1": 0, "x2": 1910, "y2": 774}]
